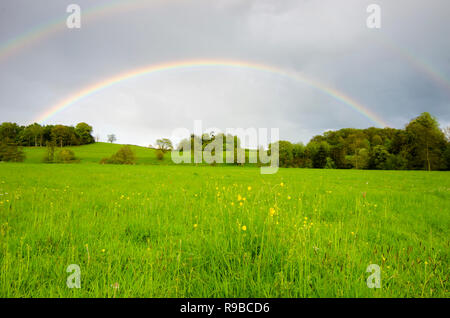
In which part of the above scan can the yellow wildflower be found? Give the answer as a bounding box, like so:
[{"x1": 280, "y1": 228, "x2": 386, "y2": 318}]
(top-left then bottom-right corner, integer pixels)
[{"x1": 269, "y1": 208, "x2": 275, "y2": 216}]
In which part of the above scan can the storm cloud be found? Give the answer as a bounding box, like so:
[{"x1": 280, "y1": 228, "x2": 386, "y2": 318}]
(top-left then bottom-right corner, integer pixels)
[{"x1": 0, "y1": 0, "x2": 449, "y2": 147}]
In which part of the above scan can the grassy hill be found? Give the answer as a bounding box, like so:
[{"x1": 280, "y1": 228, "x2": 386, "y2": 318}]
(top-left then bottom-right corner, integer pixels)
[
  {"x1": 23, "y1": 142, "x2": 172, "y2": 165},
  {"x1": 22, "y1": 142, "x2": 259, "y2": 166}
]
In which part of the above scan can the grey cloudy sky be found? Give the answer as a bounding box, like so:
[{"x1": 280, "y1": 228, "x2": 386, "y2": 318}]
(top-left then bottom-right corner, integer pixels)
[{"x1": 0, "y1": 0, "x2": 449, "y2": 147}]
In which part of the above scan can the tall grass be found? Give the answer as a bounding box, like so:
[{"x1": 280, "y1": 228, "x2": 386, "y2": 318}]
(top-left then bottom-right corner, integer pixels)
[{"x1": 0, "y1": 163, "x2": 448, "y2": 297}]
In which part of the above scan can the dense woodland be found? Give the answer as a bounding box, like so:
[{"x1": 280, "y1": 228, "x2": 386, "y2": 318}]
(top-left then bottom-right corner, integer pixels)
[
  {"x1": 0, "y1": 122, "x2": 94, "y2": 147},
  {"x1": 0, "y1": 112, "x2": 449, "y2": 170},
  {"x1": 273, "y1": 112, "x2": 450, "y2": 171}
]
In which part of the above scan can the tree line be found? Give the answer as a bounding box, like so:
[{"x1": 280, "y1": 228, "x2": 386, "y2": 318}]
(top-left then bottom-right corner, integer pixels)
[
  {"x1": 0, "y1": 122, "x2": 95, "y2": 162},
  {"x1": 272, "y1": 112, "x2": 450, "y2": 171},
  {"x1": 0, "y1": 122, "x2": 95, "y2": 147},
  {"x1": 1, "y1": 112, "x2": 449, "y2": 170}
]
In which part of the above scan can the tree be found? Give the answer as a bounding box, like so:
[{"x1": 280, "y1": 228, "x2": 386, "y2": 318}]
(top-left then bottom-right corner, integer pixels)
[
  {"x1": 443, "y1": 126, "x2": 450, "y2": 142},
  {"x1": 372, "y1": 134, "x2": 383, "y2": 146},
  {"x1": 56, "y1": 149, "x2": 78, "y2": 163},
  {"x1": 0, "y1": 139, "x2": 25, "y2": 162},
  {"x1": 156, "y1": 138, "x2": 173, "y2": 153},
  {"x1": 100, "y1": 146, "x2": 136, "y2": 164},
  {"x1": 324, "y1": 157, "x2": 336, "y2": 169},
  {"x1": 405, "y1": 112, "x2": 447, "y2": 171},
  {"x1": 43, "y1": 141, "x2": 56, "y2": 163},
  {"x1": 272, "y1": 141, "x2": 293, "y2": 167},
  {"x1": 369, "y1": 145, "x2": 390, "y2": 169},
  {"x1": 349, "y1": 148, "x2": 369, "y2": 169},
  {"x1": 75, "y1": 122, "x2": 94, "y2": 144},
  {"x1": 107, "y1": 134, "x2": 117, "y2": 143},
  {"x1": 51, "y1": 125, "x2": 72, "y2": 147},
  {"x1": 443, "y1": 143, "x2": 450, "y2": 170},
  {"x1": 155, "y1": 149, "x2": 165, "y2": 160},
  {"x1": 0, "y1": 122, "x2": 21, "y2": 143},
  {"x1": 308, "y1": 141, "x2": 329, "y2": 168},
  {"x1": 292, "y1": 142, "x2": 306, "y2": 167},
  {"x1": 19, "y1": 123, "x2": 43, "y2": 147}
]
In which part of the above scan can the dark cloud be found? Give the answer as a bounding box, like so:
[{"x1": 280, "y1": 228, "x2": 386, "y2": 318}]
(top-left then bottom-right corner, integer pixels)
[{"x1": 0, "y1": 0, "x2": 449, "y2": 146}]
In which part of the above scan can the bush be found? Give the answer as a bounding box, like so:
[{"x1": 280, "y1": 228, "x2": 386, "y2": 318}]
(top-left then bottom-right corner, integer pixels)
[
  {"x1": 155, "y1": 149, "x2": 165, "y2": 161},
  {"x1": 0, "y1": 141, "x2": 25, "y2": 162},
  {"x1": 56, "y1": 149, "x2": 78, "y2": 163},
  {"x1": 324, "y1": 157, "x2": 336, "y2": 169},
  {"x1": 100, "y1": 146, "x2": 136, "y2": 164}
]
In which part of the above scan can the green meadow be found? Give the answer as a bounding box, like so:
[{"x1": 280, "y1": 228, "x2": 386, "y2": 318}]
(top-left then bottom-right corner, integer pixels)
[{"x1": 0, "y1": 144, "x2": 449, "y2": 297}]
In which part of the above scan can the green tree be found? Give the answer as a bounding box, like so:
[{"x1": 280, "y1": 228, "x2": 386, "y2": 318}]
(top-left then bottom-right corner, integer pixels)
[
  {"x1": 0, "y1": 122, "x2": 21, "y2": 143},
  {"x1": 369, "y1": 145, "x2": 390, "y2": 169},
  {"x1": 43, "y1": 141, "x2": 56, "y2": 163},
  {"x1": 107, "y1": 134, "x2": 117, "y2": 143},
  {"x1": 51, "y1": 125, "x2": 72, "y2": 147},
  {"x1": 292, "y1": 142, "x2": 306, "y2": 167},
  {"x1": 156, "y1": 138, "x2": 173, "y2": 153},
  {"x1": 273, "y1": 141, "x2": 294, "y2": 167},
  {"x1": 75, "y1": 122, "x2": 94, "y2": 144},
  {"x1": 443, "y1": 144, "x2": 450, "y2": 170},
  {"x1": 0, "y1": 139, "x2": 25, "y2": 162},
  {"x1": 324, "y1": 157, "x2": 336, "y2": 169},
  {"x1": 309, "y1": 142, "x2": 329, "y2": 168},
  {"x1": 372, "y1": 134, "x2": 383, "y2": 146},
  {"x1": 405, "y1": 112, "x2": 447, "y2": 171},
  {"x1": 101, "y1": 146, "x2": 136, "y2": 164},
  {"x1": 56, "y1": 149, "x2": 78, "y2": 163}
]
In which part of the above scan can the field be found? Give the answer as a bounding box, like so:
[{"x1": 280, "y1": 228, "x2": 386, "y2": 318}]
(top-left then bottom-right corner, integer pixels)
[{"x1": 0, "y1": 144, "x2": 449, "y2": 297}]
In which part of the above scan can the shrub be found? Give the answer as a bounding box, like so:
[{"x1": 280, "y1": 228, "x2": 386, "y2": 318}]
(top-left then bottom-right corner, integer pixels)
[
  {"x1": 324, "y1": 157, "x2": 336, "y2": 169},
  {"x1": 43, "y1": 142, "x2": 55, "y2": 163},
  {"x1": 100, "y1": 146, "x2": 136, "y2": 165},
  {"x1": 155, "y1": 149, "x2": 164, "y2": 161},
  {"x1": 56, "y1": 149, "x2": 78, "y2": 163},
  {"x1": 0, "y1": 141, "x2": 25, "y2": 162}
]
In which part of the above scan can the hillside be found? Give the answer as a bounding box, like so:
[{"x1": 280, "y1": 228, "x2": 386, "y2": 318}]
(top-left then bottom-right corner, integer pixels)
[
  {"x1": 22, "y1": 142, "x2": 258, "y2": 165},
  {"x1": 23, "y1": 142, "x2": 169, "y2": 165}
]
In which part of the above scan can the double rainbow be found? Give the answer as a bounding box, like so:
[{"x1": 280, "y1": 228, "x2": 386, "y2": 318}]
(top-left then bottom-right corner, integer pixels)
[{"x1": 33, "y1": 59, "x2": 389, "y2": 127}]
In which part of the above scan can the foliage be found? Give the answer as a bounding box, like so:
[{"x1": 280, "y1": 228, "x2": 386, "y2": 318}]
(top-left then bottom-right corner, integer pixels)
[
  {"x1": 156, "y1": 138, "x2": 173, "y2": 153},
  {"x1": 155, "y1": 149, "x2": 165, "y2": 160},
  {"x1": 0, "y1": 122, "x2": 95, "y2": 147},
  {"x1": 0, "y1": 139, "x2": 25, "y2": 162},
  {"x1": 56, "y1": 149, "x2": 78, "y2": 163},
  {"x1": 101, "y1": 145, "x2": 136, "y2": 165},
  {"x1": 324, "y1": 157, "x2": 336, "y2": 169},
  {"x1": 107, "y1": 134, "x2": 117, "y2": 144},
  {"x1": 2, "y1": 113, "x2": 449, "y2": 170},
  {"x1": 273, "y1": 112, "x2": 449, "y2": 171},
  {"x1": 43, "y1": 141, "x2": 56, "y2": 163}
]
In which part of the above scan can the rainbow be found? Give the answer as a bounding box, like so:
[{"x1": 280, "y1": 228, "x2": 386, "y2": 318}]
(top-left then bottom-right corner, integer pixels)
[
  {"x1": 34, "y1": 59, "x2": 389, "y2": 127},
  {"x1": 0, "y1": 0, "x2": 161, "y2": 63},
  {"x1": 377, "y1": 35, "x2": 450, "y2": 93},
  {"x1": 1, "y1": 1, "x2": 448, "y2": 100}
]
